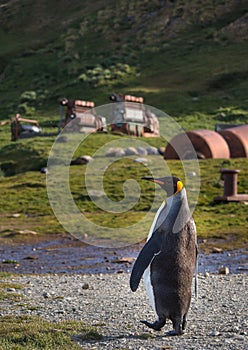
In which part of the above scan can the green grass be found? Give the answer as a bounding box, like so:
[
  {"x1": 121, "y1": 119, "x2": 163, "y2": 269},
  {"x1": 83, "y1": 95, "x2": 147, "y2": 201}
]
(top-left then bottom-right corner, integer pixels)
[
  {"x1": 0, "y1": 315, "x2": 102, "y2": 349},
  {"x1": 0, "y1": 282, "x2": 23, "y2": 290},
  {"x1": 0, "y1": 130, "x2": 247, "y2": 249},
  {"x1": 0, "y1": 291, "x2": 23, "y2": 302},
  {"x1": 0, "y1": 281, "x2": 24, "y2": 302}
]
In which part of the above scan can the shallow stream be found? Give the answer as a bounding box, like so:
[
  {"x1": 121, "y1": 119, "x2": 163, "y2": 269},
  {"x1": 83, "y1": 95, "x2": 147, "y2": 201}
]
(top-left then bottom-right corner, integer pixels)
[{"x1": 0, "y1": 236, "x2": 247, "y2": 275}]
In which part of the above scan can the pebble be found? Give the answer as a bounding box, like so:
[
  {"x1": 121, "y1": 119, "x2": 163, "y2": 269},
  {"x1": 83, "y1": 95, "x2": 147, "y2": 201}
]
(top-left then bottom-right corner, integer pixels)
[
  {"x1": 146, "y1": 146, "x2": 158, "y2": 155},
  {"x1": 0, "y1": 273, "x2": 247, "y2": 350},
  {"x1": 82, "y1": 283, "x2": 89, "y2": 290},
  {"x1": 43, "y1": 292, "x2": 50, "y2": 298},
  {"x1": 134, "y1": 157, "x2": 149, "y2": 163},
  {"x1": 218, "y1": 266, "x2": 230, "y2": 275},
  {"x1": 137, "y1": 147, "x2": 148, "y2": 156},
  {"x1": 209, "y1": 330, "x2": 220, "y2": 336},
  {"x1": 125, "y1": 147, "x2": 138, "y2": 156}
]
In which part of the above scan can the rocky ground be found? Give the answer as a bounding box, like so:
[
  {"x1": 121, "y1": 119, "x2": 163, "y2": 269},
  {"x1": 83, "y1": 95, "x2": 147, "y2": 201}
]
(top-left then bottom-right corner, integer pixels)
[{"x1": 0, "y1": 272, "x2": 247, "y2": 349}]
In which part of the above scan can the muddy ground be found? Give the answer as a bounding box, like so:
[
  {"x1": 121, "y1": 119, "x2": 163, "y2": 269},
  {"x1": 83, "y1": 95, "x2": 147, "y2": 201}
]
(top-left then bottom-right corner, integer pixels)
[{"x1": 1, "y1": 235, "x2": 247, "y2": 275}]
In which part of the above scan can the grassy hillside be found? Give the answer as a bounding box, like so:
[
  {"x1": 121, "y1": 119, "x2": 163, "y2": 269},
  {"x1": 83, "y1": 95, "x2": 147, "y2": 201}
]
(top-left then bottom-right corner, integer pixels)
[{"x1": 0, "y1": 0, "x2": 248, "y2": 122}]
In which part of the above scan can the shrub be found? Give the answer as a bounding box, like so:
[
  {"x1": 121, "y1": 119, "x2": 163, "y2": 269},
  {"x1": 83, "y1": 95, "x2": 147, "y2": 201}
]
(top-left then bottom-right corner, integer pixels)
[{"x1": 78, "y1": 63, "x2": 136, "y2": 87}]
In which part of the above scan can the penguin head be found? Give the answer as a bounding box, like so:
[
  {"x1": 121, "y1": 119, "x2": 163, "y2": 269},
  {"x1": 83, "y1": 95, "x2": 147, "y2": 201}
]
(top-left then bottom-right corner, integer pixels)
[{"x1": 142, "y1": 176, "x2": 183, "y2": 197}]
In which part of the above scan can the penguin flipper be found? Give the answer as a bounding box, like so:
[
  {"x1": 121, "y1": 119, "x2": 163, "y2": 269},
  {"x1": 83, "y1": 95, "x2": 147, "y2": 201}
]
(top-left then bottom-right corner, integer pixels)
[{"x1": 130, "y1": 231, "x2": 162, "y2": 292}]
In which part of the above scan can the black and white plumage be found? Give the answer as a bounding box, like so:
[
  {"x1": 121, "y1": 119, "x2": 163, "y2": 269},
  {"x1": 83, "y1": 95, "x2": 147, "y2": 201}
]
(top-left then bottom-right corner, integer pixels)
[{"x1": 130, "y1": 176, "x2": 197, "y2": 335}]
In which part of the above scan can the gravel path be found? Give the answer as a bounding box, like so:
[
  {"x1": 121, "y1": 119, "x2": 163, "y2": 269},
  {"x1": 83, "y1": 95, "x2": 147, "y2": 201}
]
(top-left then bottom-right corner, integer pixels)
[{"x1": 1, "y1": 272, "x2": 247, "y2": 349}]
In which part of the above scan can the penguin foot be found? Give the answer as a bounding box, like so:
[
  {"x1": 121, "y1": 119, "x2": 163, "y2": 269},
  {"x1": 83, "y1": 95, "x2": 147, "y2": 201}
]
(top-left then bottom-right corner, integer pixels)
[
  {"x1": 182, "y1": 318, "x2": 187, "y2": 331},
  {"x1": 167, "y1": 330, "x2": 184, "y2": 336},
  {"x1": 171, "y1": 319, "x2": 185, "y2": 335},
  {"x1": 140, "y1": 319, "x2": 165, "y2": 331}
]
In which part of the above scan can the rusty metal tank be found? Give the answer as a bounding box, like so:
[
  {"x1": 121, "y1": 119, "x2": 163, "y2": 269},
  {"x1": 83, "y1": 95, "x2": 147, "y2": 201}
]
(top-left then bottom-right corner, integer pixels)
[
  {"x1": 164, "y1": 129, "x2": 230, "y2": 159},
  {"x1": 218, "y1": 124, "x2": 248, "y2": 158}
]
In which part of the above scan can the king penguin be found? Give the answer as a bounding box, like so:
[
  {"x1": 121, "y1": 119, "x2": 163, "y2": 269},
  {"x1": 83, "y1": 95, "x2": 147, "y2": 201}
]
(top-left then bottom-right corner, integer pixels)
[{"x1": 130, "y1": 176, "x2": 197, "y2": 335}]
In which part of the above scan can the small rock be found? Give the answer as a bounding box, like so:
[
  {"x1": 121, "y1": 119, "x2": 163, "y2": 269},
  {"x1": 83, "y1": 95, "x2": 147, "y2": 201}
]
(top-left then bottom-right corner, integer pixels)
[
  {"x1": 57, "y1": 136, "x2": 68, "y2": 143},
  {"x1": 17, "y1": 230, "x2": 38, "y2": 235},
  {"x1": 146, "y1": 146, "x2": 158, "y2": 155},
  {"x1": 235, "y1": 335, "x2": 245, "y2": 341},
  {"x1": 106, "y1": 147, "x2": 125, "y2": 157},
  {"x1": 134, "y1": 157, "x2": 149, "y2": 164},
  {"x1": 55, "y1": 310, "x2": 65, "y2": 314},
  {"x1": 40, "y1": 167, "x2": 48, "y2": 174},
  {"x1": 137, "y1": 147, "x2": 147, "y2": 156},
  {"x1": 188, "y1": 171, "x2": 197, "y2": 177},
  {"x1": 115, "y1": 149, "x2": 126, "y2": 157},
  {"x1": 125, "y1": 147, "x2": 138, "y2": 156},
  {"x1": 209, "y1": 330, "x2": 220, "y2": 336},
  {"x1": 70, "y1": 155, "x2": 93, "y2": 165},
  {"x1": 43, "y1": 292, "x2": 50, "y2": 298},
  {"x1": 212, "y1": 247, "x2": 223, "y2": 253},
  {"x1": 112, "y1": 257, "x2": 135, "y2": 264},
  {"x1": 82, "y1": 283, "x2": 89, "y2": 290},
  {"x1": 218, "y1": 266, "x2": 230, "y2": 275},
  {"x1": 8, "y1": 213, "x2": 21, "y2": 218},
  {"x1": 23, "y1": 256, "x2": 38, "y2": 260}
]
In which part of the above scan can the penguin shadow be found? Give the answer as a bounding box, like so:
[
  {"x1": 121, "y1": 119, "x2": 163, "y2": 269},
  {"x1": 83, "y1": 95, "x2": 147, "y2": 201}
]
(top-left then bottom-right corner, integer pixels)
[{"x1": 73, "y1": 326, "x2": 180, "y2": 347}]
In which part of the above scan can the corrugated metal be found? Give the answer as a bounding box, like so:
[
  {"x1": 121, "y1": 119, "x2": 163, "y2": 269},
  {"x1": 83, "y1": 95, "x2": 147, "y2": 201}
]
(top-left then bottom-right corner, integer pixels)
[
  {"x1": 218, "y1": 124, "x2": 248, "y2": 158},
  {"x1": 164, "y1": 129, "x2": 230, "y2": 159}
]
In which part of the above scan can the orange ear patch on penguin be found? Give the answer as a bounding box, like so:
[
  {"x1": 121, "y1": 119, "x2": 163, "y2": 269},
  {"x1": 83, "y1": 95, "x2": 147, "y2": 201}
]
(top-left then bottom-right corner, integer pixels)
[{"x1": 175, "y1": 180, "x2": 183, "y2": 194}]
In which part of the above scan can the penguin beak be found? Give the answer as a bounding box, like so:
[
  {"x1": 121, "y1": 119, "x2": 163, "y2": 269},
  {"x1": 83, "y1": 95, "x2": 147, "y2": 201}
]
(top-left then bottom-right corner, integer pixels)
[{"x1": 142, "y1": 177, "x2": 165, "y2": 185}]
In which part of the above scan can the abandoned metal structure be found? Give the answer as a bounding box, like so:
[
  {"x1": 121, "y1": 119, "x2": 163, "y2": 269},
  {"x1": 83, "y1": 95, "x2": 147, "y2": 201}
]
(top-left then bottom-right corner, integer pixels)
[
  {"x1": 109, "y1": 94, "x2": 159, "y2": 137},
  {"x1": 164, "y1": 129, "x2": 230, "y2": 159},
  {"x1": 11, "y1": 114, "x2": 41, "y2": 141},
  {"x1": 60, "y1": 98, "x2": 107, "y2": 133},
  {"x1": 164, "y1": 125, "x2": 248, "y2": 160},
  {"x1": 218, "y1": 125, "x2": 248, "y2": 158},
  {"x1": 214, "y1": 169, "x2": 248, "y2": 202}
]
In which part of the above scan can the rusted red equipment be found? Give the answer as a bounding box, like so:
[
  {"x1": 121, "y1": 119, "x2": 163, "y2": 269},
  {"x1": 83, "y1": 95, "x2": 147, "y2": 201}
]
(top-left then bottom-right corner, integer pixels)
[
  {"x1": 218, "y1": 124, "x2": 248, "y2": 158},
  {"x1": 109, "y1": 93, "x2": 159, "y2": 137},
  {"x1": 214, "y1": 169, "x2": 248, "y2": 202},
  {"x1": 60, "y1": 98, "x2": 107, "y2": 133},
  {"x1": 164, "y1": 129, "x2": 230, "y2": 159}
]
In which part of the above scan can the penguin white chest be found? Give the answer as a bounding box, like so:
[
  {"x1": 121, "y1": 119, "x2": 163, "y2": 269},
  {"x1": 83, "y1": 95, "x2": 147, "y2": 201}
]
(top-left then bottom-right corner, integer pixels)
[{"x1": 143, "y1": 200, "x2": 166, "y2": 315}]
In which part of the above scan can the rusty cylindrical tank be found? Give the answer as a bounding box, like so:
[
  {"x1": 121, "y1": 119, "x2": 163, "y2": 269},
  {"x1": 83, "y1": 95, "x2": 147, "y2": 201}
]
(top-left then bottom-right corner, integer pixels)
[
  {"x1": 218, "y1": 124, "x2": 248, "y2": 158},
  {"x1": 164, "y1": 129, "x2": 230, "y2": 159}
]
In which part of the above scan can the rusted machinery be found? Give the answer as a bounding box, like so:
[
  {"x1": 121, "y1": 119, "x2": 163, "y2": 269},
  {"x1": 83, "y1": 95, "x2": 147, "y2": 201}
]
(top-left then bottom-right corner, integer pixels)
[
  {"x1": 109, "y1": 93, "x2": 159, "y2": 137},
  {"x1": 218, "y1": 125, "x2": 248, "y2": 158},
  {"x1": 214, "y1": 169, "x2": 248, "y2": 202},
  {"x1": 11, "y1": 114, "x2": 41, "y2": 141},
  {"x1": 60, "y1": 98, "x2": 107, "y2": 133},
  {"x1": 164, "y1": 129, "x2": 230, "y2": 159}
]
